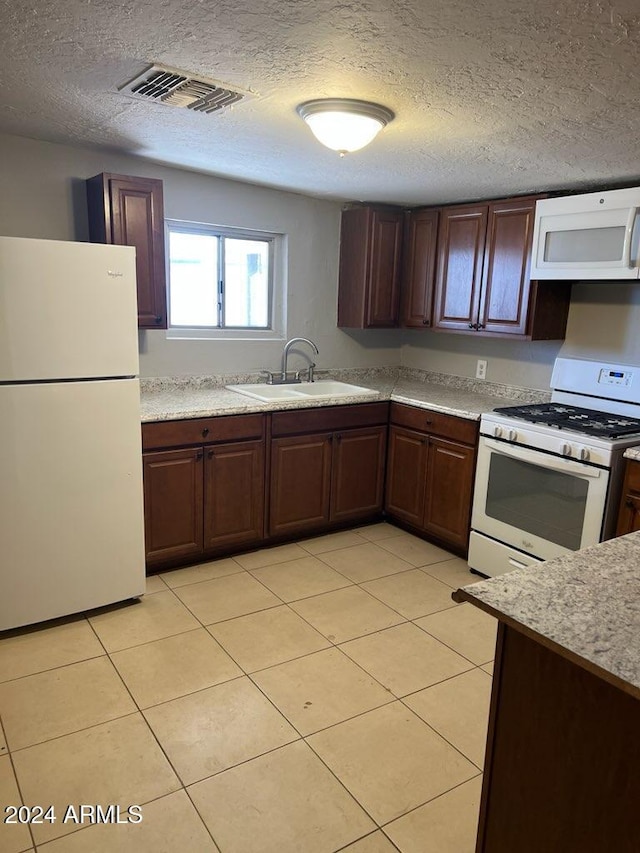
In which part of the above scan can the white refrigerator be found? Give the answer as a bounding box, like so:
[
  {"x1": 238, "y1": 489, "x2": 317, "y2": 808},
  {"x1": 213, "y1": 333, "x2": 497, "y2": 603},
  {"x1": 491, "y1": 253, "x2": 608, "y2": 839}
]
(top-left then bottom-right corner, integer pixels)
[{"x1": 0, "y1": 236, "x2": 146, "y2": 631}]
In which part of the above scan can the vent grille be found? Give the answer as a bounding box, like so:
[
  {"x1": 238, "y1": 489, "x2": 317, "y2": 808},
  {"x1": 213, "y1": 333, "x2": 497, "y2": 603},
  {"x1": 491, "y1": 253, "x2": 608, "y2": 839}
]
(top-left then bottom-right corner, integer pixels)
[{"x1": 119, "y1": 65, "x2": 246, "y2": 115}]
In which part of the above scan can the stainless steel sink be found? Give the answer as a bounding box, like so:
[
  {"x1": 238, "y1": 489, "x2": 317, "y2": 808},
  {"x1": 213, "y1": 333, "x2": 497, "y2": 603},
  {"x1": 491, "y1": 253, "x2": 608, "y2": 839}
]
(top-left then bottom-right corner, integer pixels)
[{"x1": 226, "y1": 379, "x2": 378, "y2": 403}]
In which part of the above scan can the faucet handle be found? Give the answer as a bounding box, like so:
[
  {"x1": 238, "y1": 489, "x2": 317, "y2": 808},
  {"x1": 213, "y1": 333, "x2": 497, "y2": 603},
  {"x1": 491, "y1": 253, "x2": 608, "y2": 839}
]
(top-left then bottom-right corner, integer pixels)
[
  {"x1": 259, "y1": 370, "x2": 275, "y2": 385},
  {"x1": 307, "y1": 363, "x2": 316, "y2": 383}
]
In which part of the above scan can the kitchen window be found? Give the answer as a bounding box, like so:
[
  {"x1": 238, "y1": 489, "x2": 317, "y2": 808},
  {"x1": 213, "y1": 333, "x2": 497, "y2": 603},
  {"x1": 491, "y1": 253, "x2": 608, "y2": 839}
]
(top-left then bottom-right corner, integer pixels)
[{"x1": 166, "y1": 221, "x2": 285, "y2": 340}]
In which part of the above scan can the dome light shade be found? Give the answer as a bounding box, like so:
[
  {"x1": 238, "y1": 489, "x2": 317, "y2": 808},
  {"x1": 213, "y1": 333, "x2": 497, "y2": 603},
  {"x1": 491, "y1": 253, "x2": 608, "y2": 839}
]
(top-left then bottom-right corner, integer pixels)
[{"x1": 297, "y1": 99, "x2": 394, "y2": 154}]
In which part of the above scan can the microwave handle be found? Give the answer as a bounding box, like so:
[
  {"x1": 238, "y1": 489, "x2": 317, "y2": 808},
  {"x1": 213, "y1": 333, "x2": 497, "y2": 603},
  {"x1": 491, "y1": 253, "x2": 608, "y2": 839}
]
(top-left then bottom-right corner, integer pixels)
[
  {"x1": 482, "y1": 437, "x2": 604, "y2": 478},
  {"x1": 623, "y1": 206, "x2": 638, "y2": 269}
]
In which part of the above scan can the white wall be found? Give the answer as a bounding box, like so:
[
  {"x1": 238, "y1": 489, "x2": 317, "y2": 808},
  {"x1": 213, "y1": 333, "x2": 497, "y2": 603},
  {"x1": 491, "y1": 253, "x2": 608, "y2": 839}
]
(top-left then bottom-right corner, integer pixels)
[{"x1": 0, "y1": 132, "x2": 402, "y2": 377}]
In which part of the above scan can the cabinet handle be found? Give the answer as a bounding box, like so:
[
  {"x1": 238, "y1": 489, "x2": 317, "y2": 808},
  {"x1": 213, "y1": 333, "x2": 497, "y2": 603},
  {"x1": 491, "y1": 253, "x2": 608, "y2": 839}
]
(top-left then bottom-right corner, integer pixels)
[
  {"x1": 196, "y1": 451, "x2": 203, "y2": 460},
  {"x1": 425, "y1": 420, "x2": 432, "y2": 426},
  {"x1": 202, "y1": 428, "x2": 209, "y2": 437},
  {"x1": 155, "y1": 316, "x2": 163, "y2": 324},
  {"x1": 207, "y1": 450, "x2": 214, "y2": 459}
]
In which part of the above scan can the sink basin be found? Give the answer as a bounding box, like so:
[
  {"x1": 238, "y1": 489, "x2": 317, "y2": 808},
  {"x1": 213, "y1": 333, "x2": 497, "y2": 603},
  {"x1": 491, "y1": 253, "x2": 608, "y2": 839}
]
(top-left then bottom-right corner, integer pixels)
[{"x1": 226, "y1": 380, "x2": 378, "y2": 403}]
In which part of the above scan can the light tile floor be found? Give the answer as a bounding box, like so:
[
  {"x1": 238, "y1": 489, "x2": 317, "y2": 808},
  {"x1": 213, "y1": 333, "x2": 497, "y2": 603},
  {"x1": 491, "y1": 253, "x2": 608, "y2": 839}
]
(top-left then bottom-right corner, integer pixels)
[{"x1": 0, "y1": 523, "x2": 496, "y2": 853}]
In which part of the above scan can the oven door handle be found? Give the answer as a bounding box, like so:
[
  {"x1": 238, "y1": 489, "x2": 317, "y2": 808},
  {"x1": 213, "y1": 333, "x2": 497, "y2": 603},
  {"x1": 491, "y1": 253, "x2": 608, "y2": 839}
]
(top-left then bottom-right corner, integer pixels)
[{"x1": 482, "y1": 438, "x2": 604, "y2": 478}]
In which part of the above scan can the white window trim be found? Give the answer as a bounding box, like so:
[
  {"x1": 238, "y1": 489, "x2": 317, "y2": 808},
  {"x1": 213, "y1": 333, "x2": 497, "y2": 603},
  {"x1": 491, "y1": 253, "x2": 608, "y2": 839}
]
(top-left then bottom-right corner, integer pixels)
[{"x1": 164, "y1": 219, "x2": 287, "y2": 341}]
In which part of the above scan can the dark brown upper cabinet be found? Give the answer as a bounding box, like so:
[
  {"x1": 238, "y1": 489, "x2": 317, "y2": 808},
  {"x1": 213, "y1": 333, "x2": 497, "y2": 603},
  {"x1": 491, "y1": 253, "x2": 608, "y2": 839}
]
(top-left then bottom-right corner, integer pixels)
[
  {"x1": 400, "y1": 207, "x2": 440, "y2": 328},
  {"x1": 433, "y1": 195, "x2": 571, "y2": 340},
  {"x1": 337, "y1": 206, "x2": 403, "y2": 328},
  {"x1": 86, "y1": 173, "x2": 167, "y2": 329}
]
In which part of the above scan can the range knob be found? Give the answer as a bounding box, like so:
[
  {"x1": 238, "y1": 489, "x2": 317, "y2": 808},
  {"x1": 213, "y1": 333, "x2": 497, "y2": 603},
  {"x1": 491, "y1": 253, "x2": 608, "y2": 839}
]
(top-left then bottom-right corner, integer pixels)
[
  {"x1": 494, "y1": 425, "x2": 503, "y2": 438},
  {"x1": 561, "y1": 443, "x2": 573, "y2": 457},
  {"x1": 580, "y1": 448, "x2": 591, "y2": 462},
  {"x1": 508, "y1": 429, "x2": 518, "y2": 442}
]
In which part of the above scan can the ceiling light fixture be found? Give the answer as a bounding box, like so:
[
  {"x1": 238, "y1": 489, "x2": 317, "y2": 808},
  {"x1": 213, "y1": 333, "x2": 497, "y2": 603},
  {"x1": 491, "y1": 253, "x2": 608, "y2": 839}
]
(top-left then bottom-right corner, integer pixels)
[{"x1": 296, "y1": 98, "x2": 395, "y2": 155}]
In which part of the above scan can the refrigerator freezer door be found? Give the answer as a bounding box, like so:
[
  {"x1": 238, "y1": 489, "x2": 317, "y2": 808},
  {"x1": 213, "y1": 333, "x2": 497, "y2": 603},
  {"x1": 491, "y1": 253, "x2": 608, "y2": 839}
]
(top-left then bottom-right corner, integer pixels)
[
  {"x1": 0, "y1": 379, "x2": 145, "y2": 630},
  {"x1": 0, "y1": 237, "x2": 139, "y2": 381}
]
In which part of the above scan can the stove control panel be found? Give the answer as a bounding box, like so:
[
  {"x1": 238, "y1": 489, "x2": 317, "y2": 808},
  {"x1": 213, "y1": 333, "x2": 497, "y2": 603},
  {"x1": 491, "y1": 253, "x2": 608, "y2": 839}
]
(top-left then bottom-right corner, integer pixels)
[{"x1": 598, "y1": 368, "x2": 633, "y2": 387}]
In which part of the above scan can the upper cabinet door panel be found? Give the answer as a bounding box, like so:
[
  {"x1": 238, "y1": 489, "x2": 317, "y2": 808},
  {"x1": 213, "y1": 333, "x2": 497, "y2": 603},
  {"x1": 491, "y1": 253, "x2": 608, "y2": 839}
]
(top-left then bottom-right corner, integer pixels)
[
  {"x1": 366, "y1": 210, "x2": 403, "y2": 327},
  {"x1": 433, "y1": 205, "x2": 487, "y2": 330},
  {"x1": 479, "y1": 198, "x2": 536, "y2": 335},
  {"x1": 337, "y1": 206, "x2": 402, "y2": 328},
  {"x1": 109, "y1": 177, "x2": 167, "y2": 329},
  {"x1": 87, "y1": 173, "x2": 167, "y2": 330},
  {"x1": 401, "y1": 208, "x2": 439, "y2": 328}
]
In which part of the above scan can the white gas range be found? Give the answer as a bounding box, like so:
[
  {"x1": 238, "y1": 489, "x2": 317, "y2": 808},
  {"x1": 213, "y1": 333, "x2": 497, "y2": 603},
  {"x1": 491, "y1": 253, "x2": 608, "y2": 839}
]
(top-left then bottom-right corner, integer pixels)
[{"x1": 468, "y1": 357, "x2": 640, "y2": 578}]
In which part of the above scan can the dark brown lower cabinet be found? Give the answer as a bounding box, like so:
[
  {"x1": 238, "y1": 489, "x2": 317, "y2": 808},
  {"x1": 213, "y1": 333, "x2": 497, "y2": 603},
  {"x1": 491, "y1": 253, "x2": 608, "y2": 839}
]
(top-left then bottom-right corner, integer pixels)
[
  {"x1": 142, "y1": 414, "x2": 266, "y2": 568},
  {"x1": 385, "y1": 427, "x2": 428, "y2": 527},
  {"x1": 269, "y1": 433, "x2": 333, "y2": 537},
  {"x1": 331, "y1": 426, "x2": 387, "y2": 523},
  {"x1": 385, "y1": 403, "x2": 478, "y2": 553},
  {"x1": 204, "y1": 440, "x2": 265, "y2": 550},
  {"x1": 466, "y1": 622, "x2": 640, "y2": 853},
  {"x1": 424, "y1": 437, "x2": 476, "y2": 546},
  {"x1": 143, "y1": 447, "x2": 204, "y2": 563},
  {"x1": 268, "y1": 403, "x2": 389, "y2": 538}
]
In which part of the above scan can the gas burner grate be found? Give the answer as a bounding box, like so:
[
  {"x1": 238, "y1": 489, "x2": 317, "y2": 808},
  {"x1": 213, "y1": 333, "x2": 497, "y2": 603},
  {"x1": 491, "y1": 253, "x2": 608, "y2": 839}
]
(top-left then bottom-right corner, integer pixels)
[{"x1": 492, "y1": 403, "x2": 640, "y2": 439}]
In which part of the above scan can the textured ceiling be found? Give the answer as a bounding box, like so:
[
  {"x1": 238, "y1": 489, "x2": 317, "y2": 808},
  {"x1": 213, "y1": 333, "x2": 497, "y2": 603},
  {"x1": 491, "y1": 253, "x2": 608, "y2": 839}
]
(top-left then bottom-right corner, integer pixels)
[{"x1": 1, "y1": 0, "x2": 640, "y2": 204}]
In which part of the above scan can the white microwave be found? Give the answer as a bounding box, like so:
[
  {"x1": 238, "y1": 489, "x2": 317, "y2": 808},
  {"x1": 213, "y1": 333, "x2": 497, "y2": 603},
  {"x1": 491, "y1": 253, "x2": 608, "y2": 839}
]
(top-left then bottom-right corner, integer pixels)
[{"x1": 531, "y1": 186, "x2": 640, "y2": 280}]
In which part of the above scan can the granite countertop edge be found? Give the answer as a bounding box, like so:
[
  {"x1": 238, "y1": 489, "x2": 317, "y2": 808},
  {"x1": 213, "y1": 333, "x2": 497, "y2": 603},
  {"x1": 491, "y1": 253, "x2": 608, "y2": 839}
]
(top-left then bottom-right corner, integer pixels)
[{"x1": 454, "y1": 533, "x2": 640, "y2": 698}]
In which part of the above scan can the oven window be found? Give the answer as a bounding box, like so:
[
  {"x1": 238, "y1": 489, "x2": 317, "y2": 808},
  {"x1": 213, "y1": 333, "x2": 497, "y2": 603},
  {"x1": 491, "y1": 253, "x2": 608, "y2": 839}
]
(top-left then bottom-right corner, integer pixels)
[{"x1": 485, "y1": 454, "x2": 588, "y2": 550}]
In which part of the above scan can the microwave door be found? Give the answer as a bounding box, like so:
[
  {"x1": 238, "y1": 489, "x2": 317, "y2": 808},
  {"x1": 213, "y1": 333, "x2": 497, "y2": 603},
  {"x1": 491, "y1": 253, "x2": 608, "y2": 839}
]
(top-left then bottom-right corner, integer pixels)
[{"x1": 531, "y1": 204, "x2": 640, "y2": 279}]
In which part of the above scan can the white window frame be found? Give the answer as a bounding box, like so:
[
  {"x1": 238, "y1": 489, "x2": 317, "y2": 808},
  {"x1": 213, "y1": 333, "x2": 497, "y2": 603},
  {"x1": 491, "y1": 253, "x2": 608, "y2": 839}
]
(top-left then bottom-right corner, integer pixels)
[{"x1": 165, "y1": 219, "x2": 287, "y2": 341}]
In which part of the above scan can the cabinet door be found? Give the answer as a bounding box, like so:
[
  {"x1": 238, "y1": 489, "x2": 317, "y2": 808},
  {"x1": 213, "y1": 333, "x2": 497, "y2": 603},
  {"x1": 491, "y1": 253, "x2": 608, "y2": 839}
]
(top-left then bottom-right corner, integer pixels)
[
  {"x1": 423, "y1": 437, "x2": 476, "y2": 550},
  {"x1": 330, "y1": 426, "x2": 387, "y2": 523},
  {"x1": 87, "y1": 173, "x2": 167, "y2": 330},
  {"x1": 478, "y1": 197, "x2": 536, "y2": 335},
  {"x1": 143, "y1": 448, "x2": 203, "y2": 563},
  {"x1": 615, "y1": 461, "x2": 640, "y2": 536},
  {"x1": 337, "y1": 207, "x2": 403, "y2": 328},
  {"x1": 385, "y1": 426, "x2": 429, "y2": 527},
  {"x1": 366, "y1": 209, "x2": 403, "y2": 327},
  {"x1": 204, "y1": 439, "x2": 265, "y2": 550},
  {"x1": 433, "y1": 205, "x2": 487, "y2": 331},
  {"x1": 269, "y1": 433, "x2": 332, "y2": 536},
  {"x1": 401, "y1": 208, "x2": 439, "y2": 328}
]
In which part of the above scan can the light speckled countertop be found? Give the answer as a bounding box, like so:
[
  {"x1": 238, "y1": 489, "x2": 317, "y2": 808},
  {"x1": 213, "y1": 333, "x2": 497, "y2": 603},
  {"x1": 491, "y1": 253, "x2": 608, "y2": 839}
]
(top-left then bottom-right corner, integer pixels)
[
  {"x1": 455, "y1": 533, "x2": 640, "y2": 699},
  {"x1": 140, "y1": 367, "x2": 549, "y2": 423},
  {"x1": 623, "y1": 446, "x2": 640, "y2": 461}
]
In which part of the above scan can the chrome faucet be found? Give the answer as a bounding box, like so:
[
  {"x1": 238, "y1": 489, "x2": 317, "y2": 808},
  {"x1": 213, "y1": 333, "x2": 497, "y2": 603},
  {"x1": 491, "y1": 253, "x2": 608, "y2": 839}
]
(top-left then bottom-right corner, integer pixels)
[{"x1": 280, "y1": 337, "x2": 319, "y2": 383}]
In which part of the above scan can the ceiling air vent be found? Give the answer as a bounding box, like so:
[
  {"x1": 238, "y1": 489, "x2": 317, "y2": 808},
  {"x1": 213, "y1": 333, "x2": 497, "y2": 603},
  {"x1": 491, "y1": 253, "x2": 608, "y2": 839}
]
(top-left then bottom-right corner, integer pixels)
[{"x1": 119, "y1": 64, "x2": 246, "y2": 115}]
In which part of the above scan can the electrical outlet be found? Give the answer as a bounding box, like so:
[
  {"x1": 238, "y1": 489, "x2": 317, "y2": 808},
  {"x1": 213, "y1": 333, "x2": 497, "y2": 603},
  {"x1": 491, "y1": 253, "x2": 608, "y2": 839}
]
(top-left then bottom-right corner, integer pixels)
[{"x1": 476, "y1": 359, "x2": 487, "y2": 380}]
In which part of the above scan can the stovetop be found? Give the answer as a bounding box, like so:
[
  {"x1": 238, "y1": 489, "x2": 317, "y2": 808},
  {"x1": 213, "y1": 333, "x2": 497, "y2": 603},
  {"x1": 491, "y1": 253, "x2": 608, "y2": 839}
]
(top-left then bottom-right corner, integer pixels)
[{"x1": 492, "y1": 403, "x2": 640, "y2": 439}]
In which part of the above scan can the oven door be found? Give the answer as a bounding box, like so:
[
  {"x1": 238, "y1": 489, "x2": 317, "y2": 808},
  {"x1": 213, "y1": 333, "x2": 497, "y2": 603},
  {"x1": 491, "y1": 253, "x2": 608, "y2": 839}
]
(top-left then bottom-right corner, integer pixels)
[{"x1": 471, "y1": 436, "x2": 610, "y2": 562}]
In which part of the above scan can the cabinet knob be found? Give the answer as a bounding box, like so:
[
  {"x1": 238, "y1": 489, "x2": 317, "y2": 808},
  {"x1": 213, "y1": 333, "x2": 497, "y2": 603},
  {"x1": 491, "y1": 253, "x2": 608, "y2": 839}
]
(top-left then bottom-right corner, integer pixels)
[
  {"x1": 202, "y1": 428, "x2": 209, "y2": 437},
  {"x1": 196, "y1": 451, "x2": 203, "y2": 460},
  {"x1": 335, "y1": 433, "x2": 342, "y2": 443},
  {"x1": 468, "y1": 322, "x2": 474, "y2": 329},
  {"x1": 207, "y1": 449, "x2": 214, "y2": 459},
  {"x1": 477, "y1": 323, "x2": 485, "y2": 330},
  {"x1": 155, "y1": 316, "x2": 163, "y2": 324},
  {"x1": 422, "y1": 318, "x2": 430, "y2": 326}
]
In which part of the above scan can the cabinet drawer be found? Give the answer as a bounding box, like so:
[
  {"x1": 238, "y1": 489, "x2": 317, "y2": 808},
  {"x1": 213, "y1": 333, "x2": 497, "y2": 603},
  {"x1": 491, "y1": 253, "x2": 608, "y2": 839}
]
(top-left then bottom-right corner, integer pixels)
[
  {"x1": 142, "y1": 414, "x2": 265, "y2": 450},
  {"x1": 389, "y1": 402, "x2": 478, "y2": 445},
  {"x1": 271, "y1": 402, "x2": 389, "y2": 437}
]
